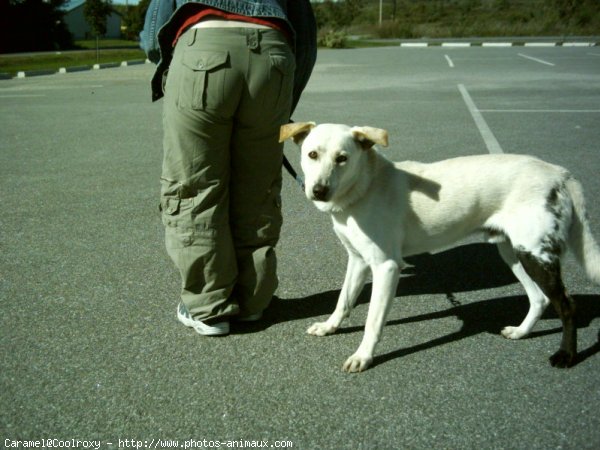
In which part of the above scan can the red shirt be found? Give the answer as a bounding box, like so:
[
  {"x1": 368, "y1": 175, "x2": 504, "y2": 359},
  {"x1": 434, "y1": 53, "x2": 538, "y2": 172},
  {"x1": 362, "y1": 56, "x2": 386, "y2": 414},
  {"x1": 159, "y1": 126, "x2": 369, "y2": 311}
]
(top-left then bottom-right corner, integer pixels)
[{"x1": 173, "y1": 7, "x2": 291, "y2": 47}]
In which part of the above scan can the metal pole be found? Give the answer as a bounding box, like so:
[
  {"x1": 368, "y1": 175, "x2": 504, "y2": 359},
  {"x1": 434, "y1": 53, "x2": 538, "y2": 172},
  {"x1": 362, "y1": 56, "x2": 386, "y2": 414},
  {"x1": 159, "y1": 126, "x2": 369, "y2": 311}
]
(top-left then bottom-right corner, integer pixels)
[{"x1": 379, "y1": 0, "x2": 383, "y2": 26}]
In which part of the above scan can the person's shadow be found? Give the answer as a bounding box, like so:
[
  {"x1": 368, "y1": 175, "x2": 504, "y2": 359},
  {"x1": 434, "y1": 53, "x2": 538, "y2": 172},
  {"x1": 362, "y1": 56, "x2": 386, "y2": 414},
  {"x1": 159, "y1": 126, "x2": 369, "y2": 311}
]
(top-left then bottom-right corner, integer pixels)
[{"x1": 235, "y1": 243, "x2": 600, "y2": 367}]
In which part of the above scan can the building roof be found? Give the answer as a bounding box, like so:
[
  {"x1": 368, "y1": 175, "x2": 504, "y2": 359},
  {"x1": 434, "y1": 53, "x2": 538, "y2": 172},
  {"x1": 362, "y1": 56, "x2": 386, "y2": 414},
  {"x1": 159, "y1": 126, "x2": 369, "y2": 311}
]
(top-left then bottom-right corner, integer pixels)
[
  {"x1": 60, "y1": 0, "x2": 123, "y2": 14},
  {"x1": 60, "y1": 0, "x2": 86, "y2": 12},
  {"x1": 61, "y1": 0, "x2": 139, "y2": 10}
]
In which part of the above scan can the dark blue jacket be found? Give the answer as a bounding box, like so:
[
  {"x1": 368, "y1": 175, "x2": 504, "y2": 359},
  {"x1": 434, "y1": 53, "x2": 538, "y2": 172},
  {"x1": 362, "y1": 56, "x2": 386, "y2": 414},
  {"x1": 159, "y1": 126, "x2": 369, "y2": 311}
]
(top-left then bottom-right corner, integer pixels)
[{"x1": 140, "y1": 0, "x2": 317, "y2": 113}]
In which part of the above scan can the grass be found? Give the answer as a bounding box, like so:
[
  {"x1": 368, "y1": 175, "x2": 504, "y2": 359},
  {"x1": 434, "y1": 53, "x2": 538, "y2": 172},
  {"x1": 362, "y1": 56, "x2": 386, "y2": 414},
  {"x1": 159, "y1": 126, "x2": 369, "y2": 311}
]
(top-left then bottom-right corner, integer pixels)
[
  {"x1": 0, "y1": 48, "x2": 146, "y2": 76},
  {"x1": 75, "y1": 39, "x2": 141, "y2": 50},
  {"x1": 0, "y1": 36, "x2": 389, "y2": 73},
  {"x1": 345, "y1": 39, "x2": 399, "y2": 49}
]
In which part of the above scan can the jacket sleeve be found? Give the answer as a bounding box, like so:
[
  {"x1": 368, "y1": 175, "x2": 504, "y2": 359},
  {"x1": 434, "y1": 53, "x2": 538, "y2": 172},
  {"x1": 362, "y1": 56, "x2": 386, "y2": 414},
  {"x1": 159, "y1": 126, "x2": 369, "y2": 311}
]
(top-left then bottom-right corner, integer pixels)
[
  {"x1": 140, "y1": 0, "x2": 177, "y2": 63},
  {"x1": 286, "y1": 0, "x2": 317, "y2": 116}
]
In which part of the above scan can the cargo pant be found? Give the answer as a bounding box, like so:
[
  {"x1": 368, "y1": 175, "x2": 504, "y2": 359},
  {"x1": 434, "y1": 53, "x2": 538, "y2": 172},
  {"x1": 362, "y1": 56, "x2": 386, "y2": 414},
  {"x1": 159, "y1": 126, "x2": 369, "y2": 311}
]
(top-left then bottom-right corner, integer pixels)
[{"x1": 161, "y1": 26, "x2": 295, "y2": 322}]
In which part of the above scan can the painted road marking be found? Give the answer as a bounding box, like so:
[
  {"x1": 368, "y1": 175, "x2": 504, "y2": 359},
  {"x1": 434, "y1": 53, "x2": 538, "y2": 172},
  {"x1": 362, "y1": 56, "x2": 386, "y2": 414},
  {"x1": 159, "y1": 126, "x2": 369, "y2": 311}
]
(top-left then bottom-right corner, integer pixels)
[
  {"x1": 518, "y1": 53, "x2": 555, "y2": 66},
  {"x1": 0, "y1": 94, "x2": 46, "y2": 98},
  {"x1": 479, "y1": 109, "x2": 600, "y2": 113},
  {"x1": 444, "y1": 54, "x2": 455, "y2": 68},
  {"x1": 458, "y1": 84, "x2": 504, "y2": 154}
]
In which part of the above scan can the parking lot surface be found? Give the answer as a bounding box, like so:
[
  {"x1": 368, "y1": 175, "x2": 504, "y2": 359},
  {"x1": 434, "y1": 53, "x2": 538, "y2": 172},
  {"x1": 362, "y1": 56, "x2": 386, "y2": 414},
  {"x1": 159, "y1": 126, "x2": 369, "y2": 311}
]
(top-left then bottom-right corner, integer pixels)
[{"x1": 1, "y1": 46, "x2": 599, "y2": 449}]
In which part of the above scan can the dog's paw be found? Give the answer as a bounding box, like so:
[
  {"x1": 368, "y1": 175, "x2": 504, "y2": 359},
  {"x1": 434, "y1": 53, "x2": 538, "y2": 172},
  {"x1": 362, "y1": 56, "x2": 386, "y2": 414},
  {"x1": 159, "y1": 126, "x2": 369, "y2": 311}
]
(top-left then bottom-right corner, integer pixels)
[
  {"x1": 549, "y1": 349, "x2": 576, "y2": 368},
  {"x1": 307, "y1": 322, "x2": 337, "y2": 336},
  {"x1": 342, "y1": 353, "x2": 373, "y2": 373},
  {"x1": 501, "y1": 326, "x2": 527, "y2": 340}
]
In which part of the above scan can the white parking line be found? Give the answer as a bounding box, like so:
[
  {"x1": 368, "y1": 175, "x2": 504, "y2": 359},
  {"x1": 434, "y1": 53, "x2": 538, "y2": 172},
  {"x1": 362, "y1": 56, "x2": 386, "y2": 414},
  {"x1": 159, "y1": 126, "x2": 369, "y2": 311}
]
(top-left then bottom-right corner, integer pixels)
[
  {"x1": 444, "y1": 54, "x2": 455, "y2": 68},
  {"x1": 518, "y1": 53, "x2": 555, "y2": 66},
  {"x1": 479, "y1": 109, "x2": 600, "y2": 113},
  {"x1": 0, "y1": 94, "x2": 46, "y2": 98},
  {"x1": 458, "y1": 84, "x2": 504, "y2": 154}
]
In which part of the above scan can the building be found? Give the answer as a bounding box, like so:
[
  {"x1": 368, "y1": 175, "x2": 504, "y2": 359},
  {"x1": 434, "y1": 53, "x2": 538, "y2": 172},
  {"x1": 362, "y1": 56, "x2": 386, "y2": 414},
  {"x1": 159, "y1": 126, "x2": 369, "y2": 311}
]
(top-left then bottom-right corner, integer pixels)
[{"x1": 60, "y1": 0, "x2": 122, "y2": 40}]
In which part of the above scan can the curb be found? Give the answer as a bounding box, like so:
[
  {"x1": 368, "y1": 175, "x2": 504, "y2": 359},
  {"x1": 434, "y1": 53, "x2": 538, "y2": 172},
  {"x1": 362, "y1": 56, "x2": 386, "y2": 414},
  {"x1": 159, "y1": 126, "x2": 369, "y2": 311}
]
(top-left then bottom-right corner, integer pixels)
[
  {"x1": 59, "y1": 65, "x2": 92, "y2": 74},
  {"x1": 523, "y1": 42, "x2": 559, "y2": 47},
  {"x1": 7, "y1": 59, "x2": 152, "y2": 79},
  {"x1": 120, "y1": 59, "x2": 147, "y2": 67},
  {"x1": 441, "y1": 42, "x2": 472, "y2": 47},
  {"x1": 482, "y1": 42, "x2": 513, "y2": 47},
  {"x1": 93, "y1": 62, "x2": 121, "y2": 70},
  {"x1": 17, "y1": 69, "x2": 57, "y2": 78},
  {"x1": 562, "y1": 42, "x2": 596, "y2": 47}
]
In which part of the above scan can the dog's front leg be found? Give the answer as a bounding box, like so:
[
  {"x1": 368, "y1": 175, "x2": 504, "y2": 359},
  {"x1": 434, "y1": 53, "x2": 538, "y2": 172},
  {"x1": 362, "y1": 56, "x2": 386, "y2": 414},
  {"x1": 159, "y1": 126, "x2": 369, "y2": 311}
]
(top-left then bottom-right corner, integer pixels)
[
  {"x1": 307, "y1": 252, "x2": 368, "y2": 336},
  {"x1": 343, "y1": 260, "x2": 400, "y2": 373}
]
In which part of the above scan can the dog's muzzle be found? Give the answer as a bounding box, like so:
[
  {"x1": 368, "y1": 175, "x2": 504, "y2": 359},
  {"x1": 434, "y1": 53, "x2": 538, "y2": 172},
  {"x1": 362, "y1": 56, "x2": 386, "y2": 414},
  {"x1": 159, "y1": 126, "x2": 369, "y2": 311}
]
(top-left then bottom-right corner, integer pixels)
[{"x1": 311, "y1": 184, "x2": 330, "y2": 202}]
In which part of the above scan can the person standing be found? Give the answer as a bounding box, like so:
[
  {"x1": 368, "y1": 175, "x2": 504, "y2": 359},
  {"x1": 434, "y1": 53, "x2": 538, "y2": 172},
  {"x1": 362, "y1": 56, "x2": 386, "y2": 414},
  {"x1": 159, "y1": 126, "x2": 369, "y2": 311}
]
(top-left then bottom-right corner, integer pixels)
[{"x1": 140, "y1": 1, "x2": 317, "y2": 335}]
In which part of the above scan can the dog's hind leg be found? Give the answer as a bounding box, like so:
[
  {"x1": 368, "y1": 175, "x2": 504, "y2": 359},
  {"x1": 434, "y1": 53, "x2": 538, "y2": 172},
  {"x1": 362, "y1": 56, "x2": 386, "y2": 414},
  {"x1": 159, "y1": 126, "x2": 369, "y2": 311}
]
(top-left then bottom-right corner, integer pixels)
[
  {"x1": 307, "y1": 252, "x2": 369, "y2": 337},
  {"x1": 516, "y1": 250, "x2": 577, "y2": 368},
  {"x1": 497, "y1": 242, "x2": 550, "y2": 340}
]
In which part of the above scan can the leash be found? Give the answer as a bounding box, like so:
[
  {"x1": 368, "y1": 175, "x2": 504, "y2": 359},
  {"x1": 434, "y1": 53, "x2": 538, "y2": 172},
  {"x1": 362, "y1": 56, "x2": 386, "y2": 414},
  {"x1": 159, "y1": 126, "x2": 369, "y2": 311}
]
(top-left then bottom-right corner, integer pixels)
[
  {"x1": 281, "y1": 119, "x2": 304, "y2": 191},
  {"x1": 283, "y1": 155, "x2": 305, "y2": 191}
]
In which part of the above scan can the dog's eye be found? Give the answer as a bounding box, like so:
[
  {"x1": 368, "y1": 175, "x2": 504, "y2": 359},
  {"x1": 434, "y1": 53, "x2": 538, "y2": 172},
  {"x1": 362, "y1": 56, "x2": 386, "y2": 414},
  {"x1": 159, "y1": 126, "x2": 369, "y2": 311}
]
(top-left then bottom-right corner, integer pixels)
[
  {"x1": 308, "y1": 151, "x2": 318, "y2": 160},
  {"x1": 336, "y1": 155, "x2": 348, "y2": 164}
]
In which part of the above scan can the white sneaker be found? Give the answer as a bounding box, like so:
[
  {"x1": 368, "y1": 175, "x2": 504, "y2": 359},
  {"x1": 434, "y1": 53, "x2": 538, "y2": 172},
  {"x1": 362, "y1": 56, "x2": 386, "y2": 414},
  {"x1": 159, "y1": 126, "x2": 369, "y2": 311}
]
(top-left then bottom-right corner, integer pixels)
[{"x1": 177, "y1": 303, "x2": 229, "y2": 336}]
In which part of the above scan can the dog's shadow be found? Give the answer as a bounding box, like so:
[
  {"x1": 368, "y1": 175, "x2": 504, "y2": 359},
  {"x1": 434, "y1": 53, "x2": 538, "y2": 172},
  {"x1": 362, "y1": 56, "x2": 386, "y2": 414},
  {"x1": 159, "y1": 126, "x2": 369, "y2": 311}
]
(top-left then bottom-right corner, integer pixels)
[
  {"x1": 366, "y1": 294, "x2": 600, "y2": 369},
  {"x1": 237, "y1": 243, "x2": 600, "y2": 366}
]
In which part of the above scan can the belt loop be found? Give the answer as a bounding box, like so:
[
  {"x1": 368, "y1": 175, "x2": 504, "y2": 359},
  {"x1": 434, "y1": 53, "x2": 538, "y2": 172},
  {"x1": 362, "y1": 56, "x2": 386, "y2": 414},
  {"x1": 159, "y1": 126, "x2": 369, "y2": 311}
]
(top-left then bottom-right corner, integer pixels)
[
  {"x1": 246, "y1": 29, "x2": 260, "y2": 52},
  {"x1": 187, "y1": 28, "x2": 197, "y2": 46}
]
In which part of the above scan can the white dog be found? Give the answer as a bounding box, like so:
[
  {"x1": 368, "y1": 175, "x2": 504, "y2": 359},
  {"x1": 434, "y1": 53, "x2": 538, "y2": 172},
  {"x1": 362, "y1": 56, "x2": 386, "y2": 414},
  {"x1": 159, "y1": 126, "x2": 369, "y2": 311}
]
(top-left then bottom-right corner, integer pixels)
[{"x1": 280, "y1": 122, "x2": 600, "y2": 373}]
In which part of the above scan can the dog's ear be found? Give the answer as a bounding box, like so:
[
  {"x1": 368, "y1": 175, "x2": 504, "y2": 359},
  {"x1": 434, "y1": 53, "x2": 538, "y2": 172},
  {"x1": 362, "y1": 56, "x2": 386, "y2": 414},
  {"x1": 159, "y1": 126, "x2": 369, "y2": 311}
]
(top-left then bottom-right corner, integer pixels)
[
  {"x1": 279, "y1": 122, "x2": 316, "y2": 145},
  {"x1": 351, "y1": 126, "x2": 389, "y2": 150}
]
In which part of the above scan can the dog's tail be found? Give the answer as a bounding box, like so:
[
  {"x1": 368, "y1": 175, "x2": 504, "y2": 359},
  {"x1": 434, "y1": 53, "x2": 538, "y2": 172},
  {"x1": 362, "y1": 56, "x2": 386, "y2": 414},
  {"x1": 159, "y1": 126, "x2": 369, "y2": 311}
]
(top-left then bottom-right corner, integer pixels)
[{"x1": 566, "y1": 177, "x2": 600, "y2": 284}]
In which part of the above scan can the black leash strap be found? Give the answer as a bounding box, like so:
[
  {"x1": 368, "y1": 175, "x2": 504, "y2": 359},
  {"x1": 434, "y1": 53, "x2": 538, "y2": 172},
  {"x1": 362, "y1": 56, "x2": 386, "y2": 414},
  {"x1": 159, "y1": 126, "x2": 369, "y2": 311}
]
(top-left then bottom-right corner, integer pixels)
[{"x1": 283, "y1": 155, "x2": 305, "y2": 191}]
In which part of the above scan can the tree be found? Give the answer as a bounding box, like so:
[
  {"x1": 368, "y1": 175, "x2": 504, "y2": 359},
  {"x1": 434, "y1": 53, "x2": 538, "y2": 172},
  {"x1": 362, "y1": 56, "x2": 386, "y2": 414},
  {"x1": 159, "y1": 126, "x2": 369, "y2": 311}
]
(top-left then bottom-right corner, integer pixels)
[
  {"x1": 313, "y1": 0, "x2": 364, "y2": 29},
  {"x1": 84, "y1": 0, "x2": 113, "y2": 38},
  {"x1": 1, "y1": 0, "x2": 73, "y2": 53},
  {"x1": 120, "y1": 0, "x2": 150, "y2": 40},
  {"x1": 84, "y1": 0, "x2": 113, "y2": 61}
]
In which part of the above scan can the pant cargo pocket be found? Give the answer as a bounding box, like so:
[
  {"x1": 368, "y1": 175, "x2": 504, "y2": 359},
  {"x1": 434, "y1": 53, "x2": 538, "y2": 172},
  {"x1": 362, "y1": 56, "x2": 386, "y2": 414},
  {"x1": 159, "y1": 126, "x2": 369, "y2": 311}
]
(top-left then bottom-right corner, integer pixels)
[{"x1": 179, "y1": 50, "x2": 229, "y2": 110}]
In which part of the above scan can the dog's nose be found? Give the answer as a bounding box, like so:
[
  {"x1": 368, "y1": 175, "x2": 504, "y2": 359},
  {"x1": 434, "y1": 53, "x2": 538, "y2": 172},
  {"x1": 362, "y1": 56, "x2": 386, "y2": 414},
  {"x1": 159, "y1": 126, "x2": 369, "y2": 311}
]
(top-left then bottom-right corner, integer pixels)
[{"x1": 312, "y1": 184, "x2": 330, "y2": 201}]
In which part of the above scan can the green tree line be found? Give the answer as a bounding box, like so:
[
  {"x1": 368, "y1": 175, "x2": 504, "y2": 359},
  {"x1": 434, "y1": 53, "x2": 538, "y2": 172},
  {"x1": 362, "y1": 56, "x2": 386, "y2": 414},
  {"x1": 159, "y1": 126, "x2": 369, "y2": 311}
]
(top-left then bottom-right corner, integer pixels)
[
  {"x1": 1, "y1": 0, "x2": 597, "y2": 53},
  {"x1": 314, "y1": 0, "x2": 599, "y2": 40},
  {"x1": 0, "y1": 0, "x2": 73, "y2": 53}
]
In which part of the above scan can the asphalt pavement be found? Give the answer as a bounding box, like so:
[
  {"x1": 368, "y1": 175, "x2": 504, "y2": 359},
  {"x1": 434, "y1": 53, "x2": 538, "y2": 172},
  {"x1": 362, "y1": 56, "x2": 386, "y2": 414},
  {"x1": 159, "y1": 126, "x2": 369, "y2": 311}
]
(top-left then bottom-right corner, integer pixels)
[{"x1": 1, "y1": 45, "x2": 599, "y2": 449}]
